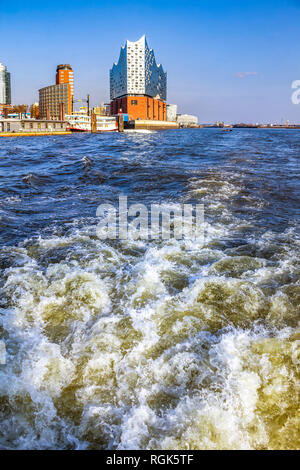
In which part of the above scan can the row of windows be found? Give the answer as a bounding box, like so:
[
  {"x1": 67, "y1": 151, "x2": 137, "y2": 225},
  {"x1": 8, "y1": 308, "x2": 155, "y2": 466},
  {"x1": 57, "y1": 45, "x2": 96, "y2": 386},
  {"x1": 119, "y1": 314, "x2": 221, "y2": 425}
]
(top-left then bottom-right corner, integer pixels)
[
  {"x1": 21, "y1": 122, "x2": 64, "y2": 129},
  {"x1": 40, "y1": 98, "x2": 68, "y2": 103},
  {"x1": 1, "y1": 122, "x2": 65, "y2": 131},
  {"x1": 40, "y1": 100, "x2": 68, "y2": 104}
]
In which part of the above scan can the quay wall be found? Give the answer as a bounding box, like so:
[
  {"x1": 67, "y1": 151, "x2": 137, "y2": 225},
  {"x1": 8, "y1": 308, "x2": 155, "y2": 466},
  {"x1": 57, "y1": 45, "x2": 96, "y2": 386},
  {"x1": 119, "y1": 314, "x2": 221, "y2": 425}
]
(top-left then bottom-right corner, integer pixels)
[
  {"x1": 133, "y1": 120, "x2": 179, "y2": 130},
  {"x1": 0, "y1": 131, "x2": 72, "y2": 137}
]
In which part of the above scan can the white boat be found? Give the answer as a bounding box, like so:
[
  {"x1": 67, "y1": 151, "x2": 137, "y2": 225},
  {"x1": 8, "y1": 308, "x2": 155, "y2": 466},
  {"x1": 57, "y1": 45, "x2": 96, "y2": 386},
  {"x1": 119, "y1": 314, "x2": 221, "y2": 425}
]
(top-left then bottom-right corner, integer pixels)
[{"x1": 65, "y1": 114, "x2": 118, "y2": 132}]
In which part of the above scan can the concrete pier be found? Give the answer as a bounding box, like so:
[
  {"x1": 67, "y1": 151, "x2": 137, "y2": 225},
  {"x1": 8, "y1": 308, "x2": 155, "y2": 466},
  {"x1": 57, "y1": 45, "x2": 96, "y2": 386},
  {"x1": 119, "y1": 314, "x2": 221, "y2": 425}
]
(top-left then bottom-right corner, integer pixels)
[
  {"x1": 0, "y1": 131, "x2": 72, "y2": 137},
  {"x1": 130, "y1": 120, "x2": 179, "y2": 130}
]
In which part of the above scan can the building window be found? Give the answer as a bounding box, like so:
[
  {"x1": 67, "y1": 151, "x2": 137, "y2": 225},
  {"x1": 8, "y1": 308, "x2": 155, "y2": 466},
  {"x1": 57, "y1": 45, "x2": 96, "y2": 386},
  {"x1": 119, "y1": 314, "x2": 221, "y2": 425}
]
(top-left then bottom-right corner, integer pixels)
[{"x1": 131, "y1": 100, "x2": 138, "y2": 105}]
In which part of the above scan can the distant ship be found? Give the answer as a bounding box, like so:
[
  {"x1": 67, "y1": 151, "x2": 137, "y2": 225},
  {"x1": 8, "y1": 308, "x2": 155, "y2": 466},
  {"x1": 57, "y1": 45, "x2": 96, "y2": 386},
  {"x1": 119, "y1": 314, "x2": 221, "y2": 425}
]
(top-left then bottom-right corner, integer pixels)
[{"x1": 65, "y1": 114, "x2": 118, "y2": 132}]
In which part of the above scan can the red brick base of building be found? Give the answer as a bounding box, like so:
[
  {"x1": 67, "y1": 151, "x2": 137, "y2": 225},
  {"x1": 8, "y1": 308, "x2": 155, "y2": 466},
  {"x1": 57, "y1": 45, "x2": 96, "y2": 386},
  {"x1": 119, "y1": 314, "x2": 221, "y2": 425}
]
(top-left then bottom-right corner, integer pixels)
[{"x1": 110, "y1": 96, "x2": 167, "y2": 121}]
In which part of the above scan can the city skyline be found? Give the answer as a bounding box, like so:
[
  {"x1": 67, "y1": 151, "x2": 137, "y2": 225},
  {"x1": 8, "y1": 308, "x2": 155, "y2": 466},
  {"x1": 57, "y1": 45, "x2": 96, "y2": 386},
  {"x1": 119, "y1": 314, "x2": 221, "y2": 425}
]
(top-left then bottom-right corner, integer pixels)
[{"x1": 1, "y1": 0, "x2": 300, "y2": 123}]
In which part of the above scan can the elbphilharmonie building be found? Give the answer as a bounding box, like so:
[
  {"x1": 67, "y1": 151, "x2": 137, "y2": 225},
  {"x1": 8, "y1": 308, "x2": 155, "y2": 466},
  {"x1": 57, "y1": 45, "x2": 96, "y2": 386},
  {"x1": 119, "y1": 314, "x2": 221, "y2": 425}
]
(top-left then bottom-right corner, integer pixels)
[{"x1": 110, "y1": 36, "x2": 167, "y2": 120}]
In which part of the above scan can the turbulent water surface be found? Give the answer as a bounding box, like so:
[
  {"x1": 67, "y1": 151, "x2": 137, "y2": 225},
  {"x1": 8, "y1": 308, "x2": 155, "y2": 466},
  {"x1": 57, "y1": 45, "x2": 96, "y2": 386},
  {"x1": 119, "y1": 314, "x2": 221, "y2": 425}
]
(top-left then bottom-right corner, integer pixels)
[{"x1": 0, "y1": 129, "x2": 299, "y2": 450}]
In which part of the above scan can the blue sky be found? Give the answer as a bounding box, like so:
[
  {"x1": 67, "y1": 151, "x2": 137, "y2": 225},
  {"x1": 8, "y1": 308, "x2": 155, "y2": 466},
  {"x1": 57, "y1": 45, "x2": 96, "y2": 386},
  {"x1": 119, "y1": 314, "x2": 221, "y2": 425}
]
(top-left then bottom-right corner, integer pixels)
[{"x1": 1, "y1": 0, "x2": 300, "y2": 123}]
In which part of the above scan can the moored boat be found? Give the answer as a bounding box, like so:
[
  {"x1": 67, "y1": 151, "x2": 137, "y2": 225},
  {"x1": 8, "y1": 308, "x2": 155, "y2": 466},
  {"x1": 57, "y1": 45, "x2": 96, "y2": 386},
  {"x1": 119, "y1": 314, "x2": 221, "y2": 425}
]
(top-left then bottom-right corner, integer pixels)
[{"x1": 65, "y1": 114, "x2": 118, "y2": 132}]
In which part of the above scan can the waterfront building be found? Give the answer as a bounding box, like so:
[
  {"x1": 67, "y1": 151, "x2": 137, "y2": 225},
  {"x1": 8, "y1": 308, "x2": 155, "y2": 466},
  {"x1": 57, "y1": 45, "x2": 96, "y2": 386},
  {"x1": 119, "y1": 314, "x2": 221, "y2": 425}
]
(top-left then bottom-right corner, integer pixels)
[
  {"x1": 167, "y1": 104, "x2": 178, "y2": 122},
  {"x1": 177, "y1": 114, "x2": 198, "y2": 127},
  {"x1": 0, "y1": 62, "x2": 11, "y2": 105},
  {"x1": 110, "y1": 35, "x2": 167, "y2": 121},
  {"x1": 0, "y1": 118, "x2": 68, "y2": 133},
  {"x1": 39, "y1": 84, "x2": 71, "y2": 120},
  {"x1": 39, "y1": 64, "x2": 73, "y2": 120},
  {"x1": 56, "y1": 64, "x2": 74, "y2": 99}
]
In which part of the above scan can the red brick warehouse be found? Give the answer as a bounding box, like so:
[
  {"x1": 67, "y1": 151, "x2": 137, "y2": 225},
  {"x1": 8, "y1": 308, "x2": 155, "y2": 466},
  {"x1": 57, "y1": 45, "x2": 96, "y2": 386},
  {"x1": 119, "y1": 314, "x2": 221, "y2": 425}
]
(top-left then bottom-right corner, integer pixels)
[{"x1": 110, "y1": 96, "x2": 166, "y2": 121}]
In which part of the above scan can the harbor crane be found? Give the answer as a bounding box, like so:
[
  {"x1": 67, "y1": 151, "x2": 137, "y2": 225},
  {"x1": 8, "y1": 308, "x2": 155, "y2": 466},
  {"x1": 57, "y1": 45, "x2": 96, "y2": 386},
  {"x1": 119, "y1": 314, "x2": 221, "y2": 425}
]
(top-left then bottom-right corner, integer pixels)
[{"x1": 71, "y1": 94, "x2": 90, "y2": 115}]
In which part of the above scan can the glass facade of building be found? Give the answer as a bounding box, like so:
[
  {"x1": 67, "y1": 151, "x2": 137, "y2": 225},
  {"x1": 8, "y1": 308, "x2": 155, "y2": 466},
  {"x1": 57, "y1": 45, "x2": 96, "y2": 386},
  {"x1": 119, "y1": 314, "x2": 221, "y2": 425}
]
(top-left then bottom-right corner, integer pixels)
[
  {"x1": 0, "y1": 62, "x2": 11, "y2": 105},
  {"x1": 110, "y1": 36, "x2": 167, "y2": 101}
]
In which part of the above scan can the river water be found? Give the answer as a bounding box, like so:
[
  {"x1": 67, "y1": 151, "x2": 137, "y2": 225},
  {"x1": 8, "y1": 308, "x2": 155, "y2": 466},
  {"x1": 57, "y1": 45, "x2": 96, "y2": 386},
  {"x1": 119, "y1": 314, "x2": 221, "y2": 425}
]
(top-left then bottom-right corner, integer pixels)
[{"x1": 0, "y1": 129, "x2": 299, "y2": 449}]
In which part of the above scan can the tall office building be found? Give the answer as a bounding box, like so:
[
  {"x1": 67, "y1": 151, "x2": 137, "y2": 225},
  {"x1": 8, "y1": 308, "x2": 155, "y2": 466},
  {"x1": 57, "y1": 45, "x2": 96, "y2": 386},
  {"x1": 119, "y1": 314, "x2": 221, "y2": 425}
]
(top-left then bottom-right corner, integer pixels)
[
  {"x1": 110, "y1": 35, "x2": 167, "y2": 120},
  {"x1": 39, "y1": 64, "x2": 73, "y2": 119},
  {"x1": 56, "y1": 64, "x2": 74, "y2": 98},
  {"x1": 0, "y1": 62, "x2": 11, "y2": 105}
]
